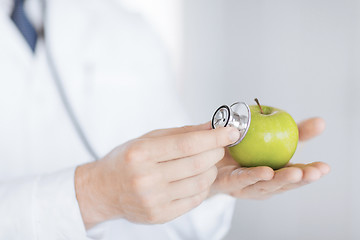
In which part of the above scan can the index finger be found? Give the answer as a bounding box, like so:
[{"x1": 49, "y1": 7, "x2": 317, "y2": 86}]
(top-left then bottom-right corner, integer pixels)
[
  {"x1": 142, "y1": 122, "x2": 212, "y2": 138},
  {"x1": 142, "y1": 127, "x2": 240, "y2": 162}
]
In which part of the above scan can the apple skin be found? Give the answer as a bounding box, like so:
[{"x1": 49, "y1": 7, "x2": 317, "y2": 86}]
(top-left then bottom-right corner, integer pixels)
[{"x1": 229, "y1": 105, "x2": 299, "y2": 170}]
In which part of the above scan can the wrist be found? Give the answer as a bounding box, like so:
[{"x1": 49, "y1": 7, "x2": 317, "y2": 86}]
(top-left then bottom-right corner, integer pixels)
[{"x1": 75, "y1": 161, "x2": 120, "y2": 229}]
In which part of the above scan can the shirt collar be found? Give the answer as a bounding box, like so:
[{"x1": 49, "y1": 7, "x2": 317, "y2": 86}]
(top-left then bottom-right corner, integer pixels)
[{"x1": 1, "y1": 0, "x2": 43, "y2": 31}]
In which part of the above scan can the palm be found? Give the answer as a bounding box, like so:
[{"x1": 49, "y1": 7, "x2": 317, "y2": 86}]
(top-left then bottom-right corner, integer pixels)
[{"x1": 211, "y1": 118, "x2": 330, "y2": 199}]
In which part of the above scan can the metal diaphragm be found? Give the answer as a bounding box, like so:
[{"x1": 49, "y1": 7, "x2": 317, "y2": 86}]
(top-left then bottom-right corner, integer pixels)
[{"x1": 211, "y1": 102, "x2": 251, "y2": 147}]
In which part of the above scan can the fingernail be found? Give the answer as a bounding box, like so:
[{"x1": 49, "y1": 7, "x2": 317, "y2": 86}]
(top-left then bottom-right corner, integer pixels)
[{"x1": 228, "y1": 128, "x2": 240, "y2": 143}]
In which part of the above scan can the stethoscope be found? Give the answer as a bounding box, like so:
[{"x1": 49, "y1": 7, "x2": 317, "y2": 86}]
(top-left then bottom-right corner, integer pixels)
[{"x1": 41, "y1": 1, "x2": 99, "y2": 160}]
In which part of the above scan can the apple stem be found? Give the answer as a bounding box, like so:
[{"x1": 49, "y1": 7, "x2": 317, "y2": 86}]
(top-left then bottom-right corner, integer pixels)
[{"x1": 254, "y1": 98, "x2": 264, "y2": 114}]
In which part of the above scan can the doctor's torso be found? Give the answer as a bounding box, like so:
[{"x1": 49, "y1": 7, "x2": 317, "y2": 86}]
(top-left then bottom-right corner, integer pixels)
[{"x1": 0, "y1": 1, "x2": 190, "y2": 238}]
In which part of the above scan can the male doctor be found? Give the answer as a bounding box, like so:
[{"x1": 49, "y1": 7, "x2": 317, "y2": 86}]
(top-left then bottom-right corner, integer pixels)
[{"x1": 0, "y1": 0, "x2": 330, "y2": 239}]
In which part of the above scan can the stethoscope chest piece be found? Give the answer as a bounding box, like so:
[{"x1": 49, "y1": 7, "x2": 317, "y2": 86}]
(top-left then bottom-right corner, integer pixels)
[{"x1": 211, "y1": 102, "x2": 251, "y2": 147}]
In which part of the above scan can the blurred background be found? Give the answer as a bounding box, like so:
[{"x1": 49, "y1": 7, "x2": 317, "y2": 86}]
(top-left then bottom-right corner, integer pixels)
[{"x1": 121, "y1": 0, "x2": 359, "y2": 239}]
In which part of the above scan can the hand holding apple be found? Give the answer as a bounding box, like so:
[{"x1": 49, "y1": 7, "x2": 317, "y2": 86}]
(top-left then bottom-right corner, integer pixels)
[{"x1": 210, "y1": 117, "x2": 330, "y2": 199}]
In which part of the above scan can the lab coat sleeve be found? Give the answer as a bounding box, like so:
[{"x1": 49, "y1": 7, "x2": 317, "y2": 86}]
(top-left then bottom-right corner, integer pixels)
[
  {"x1": 168, "y1": 194, "x2": 236, "y2": 240},
  {"x1": 190, "y1": 194, "x2": 236, "y2": 240},
  {"x1": 0, "y1": 167, "x2": 92, "y2": 240}
]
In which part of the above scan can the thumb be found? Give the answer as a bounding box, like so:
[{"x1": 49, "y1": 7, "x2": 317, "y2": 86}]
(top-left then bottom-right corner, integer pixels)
[
  {"x1": 298, "y1": 117, "x2": 326, "y2": 142},
  {"x1": 141, "y1": 121, "x2": 212, "y2": 138}
]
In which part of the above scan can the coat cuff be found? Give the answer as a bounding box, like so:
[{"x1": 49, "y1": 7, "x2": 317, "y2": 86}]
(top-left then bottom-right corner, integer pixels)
[{"x1": 33, "y1": 167, "x2": 91, "y2": 239}]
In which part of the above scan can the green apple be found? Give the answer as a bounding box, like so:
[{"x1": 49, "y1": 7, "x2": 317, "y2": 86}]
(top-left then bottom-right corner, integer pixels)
[{"x1": 229, "y1": 99, "x2": 299, "y2": 170}]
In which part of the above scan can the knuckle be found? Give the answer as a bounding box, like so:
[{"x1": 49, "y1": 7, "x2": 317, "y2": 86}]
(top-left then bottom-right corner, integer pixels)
[
  {"x1": 209, "y1": 166, "x2": 218, "y2": 183},
  {"x1": 192, "y1": 195, "x2": 203, "y2": 206},
  {"x1": 198, "y1": 172, "x2": 214, "y2": 192},
  {"x1": 213, "y1": 129, "x2": 228, "y2": 147},
  {"x1": 210, "y1": 165, "x2": 218, "y2": 176},
  {"x1": 214, "y1": 135, "x2": 222, "y2": 148},
  {"x1": 215, "y1": 147, "x2": 225, "y2": 159},
  {"x1": 124, "y1": 140, "x2": 146, "y2": 163}
]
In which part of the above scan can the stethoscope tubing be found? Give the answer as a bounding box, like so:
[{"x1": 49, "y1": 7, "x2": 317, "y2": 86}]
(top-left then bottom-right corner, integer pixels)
[{"x1": 42, "y1": 0, "x2": 99, "y2": 160}]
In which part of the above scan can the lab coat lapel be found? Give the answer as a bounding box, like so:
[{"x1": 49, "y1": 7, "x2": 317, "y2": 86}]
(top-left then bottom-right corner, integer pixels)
[
  {"x1": 43, "y1": 0, "x2": 100, "y2": 154},
  {"x1": 44, "y1": 0, "x2": 91, "y2": 88},
  {"x1": 0, "y1": 8, "x2": 34, "y2": 126},
  {"x1": 0, "y1": 9, "x2": 33, "y2": 70}
]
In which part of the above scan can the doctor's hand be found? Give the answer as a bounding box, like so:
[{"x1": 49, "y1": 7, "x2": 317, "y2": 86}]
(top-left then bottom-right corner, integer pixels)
[
  {"x1": 75, "y1": 123, "x2": 240, "y2": 229},
  {"x1": 210, "y1": 117, "x2": 330, "y2": 200}
]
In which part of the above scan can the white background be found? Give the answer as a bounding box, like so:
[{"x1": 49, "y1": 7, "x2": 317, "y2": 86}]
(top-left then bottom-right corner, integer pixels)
[{"x1": 121, "y1": 0, "x2": 360, "y2": 239}]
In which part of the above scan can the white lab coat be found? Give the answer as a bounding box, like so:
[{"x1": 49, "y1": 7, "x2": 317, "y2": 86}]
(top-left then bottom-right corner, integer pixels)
[{"x1": 0, "y1": 0, "x2": 235, "y2": 239}]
